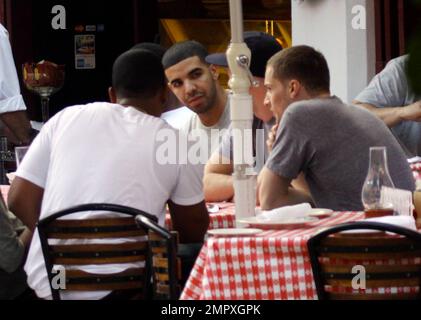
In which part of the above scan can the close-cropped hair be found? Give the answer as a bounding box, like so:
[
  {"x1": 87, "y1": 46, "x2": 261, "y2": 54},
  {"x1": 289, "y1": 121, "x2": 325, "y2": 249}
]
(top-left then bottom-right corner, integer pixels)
[
  {"x1": 131, "y1": 42, "x2": 166, "y2": 60},
  {"x1": 112, "y1": 49, "x2": 166, "y2": 99},
  {"x1": 162, "y1": 40, "x2": 209, "y2": 70},
  {"x1": 268, "y1": 45, "x2": 330, "y2": 94}
]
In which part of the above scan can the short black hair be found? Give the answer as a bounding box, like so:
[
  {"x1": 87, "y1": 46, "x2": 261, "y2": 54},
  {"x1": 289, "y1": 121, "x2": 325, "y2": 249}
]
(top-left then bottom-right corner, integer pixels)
[
  {"x1": 268, "y1": 45, "x2": 330, "y2": 94},
  {"x1": 112, "y1": 49, "x2": 166, "y2": 99},
  {"x1": 162, "y1": 40, "x2": 208, "y2": 70},
  {"x1": 131, "y1": 42, "x2": 166, "y2": 60}
]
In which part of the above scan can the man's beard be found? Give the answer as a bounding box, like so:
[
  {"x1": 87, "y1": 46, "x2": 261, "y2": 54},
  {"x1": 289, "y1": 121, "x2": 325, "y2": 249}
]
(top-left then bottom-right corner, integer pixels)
[{"x1": 191, "y1": 83, "x2": 218, "y2": 115}]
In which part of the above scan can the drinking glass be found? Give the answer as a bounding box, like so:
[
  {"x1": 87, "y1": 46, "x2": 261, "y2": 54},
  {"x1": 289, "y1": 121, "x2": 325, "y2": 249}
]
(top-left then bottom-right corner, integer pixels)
[{"x1": 15, "y1": 146, "x2": 29, "y2": 168}]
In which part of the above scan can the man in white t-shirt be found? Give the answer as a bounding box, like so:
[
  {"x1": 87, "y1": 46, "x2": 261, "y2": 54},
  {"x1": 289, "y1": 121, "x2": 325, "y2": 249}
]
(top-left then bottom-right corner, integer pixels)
[
  {"x1": 0, "y1": 23, "x2": 33, "y2": 145},
  {"x1": 8, "y1": 49, "x2": 209, "y2": 300},
  {"x1": 163, "y1": 41, "x2": 231, "y2": 180}
]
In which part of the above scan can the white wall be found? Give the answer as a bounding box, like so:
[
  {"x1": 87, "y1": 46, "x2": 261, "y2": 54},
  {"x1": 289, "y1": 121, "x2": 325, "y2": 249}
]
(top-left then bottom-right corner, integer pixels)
[{"x1": 291, "y1": 0, "x2": 376, "y2": 103}]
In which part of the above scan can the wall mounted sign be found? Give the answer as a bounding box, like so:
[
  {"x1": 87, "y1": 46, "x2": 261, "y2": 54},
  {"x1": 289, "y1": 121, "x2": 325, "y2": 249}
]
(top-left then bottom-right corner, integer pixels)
[{"x1": 74, "y1": 35, "x2": 96, "y2": 69}]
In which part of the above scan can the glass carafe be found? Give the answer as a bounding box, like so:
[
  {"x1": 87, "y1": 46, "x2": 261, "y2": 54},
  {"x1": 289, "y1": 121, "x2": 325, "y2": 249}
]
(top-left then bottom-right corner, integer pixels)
[{"x1": 361, "y1": 147, "x2": 395, "y2": 218}]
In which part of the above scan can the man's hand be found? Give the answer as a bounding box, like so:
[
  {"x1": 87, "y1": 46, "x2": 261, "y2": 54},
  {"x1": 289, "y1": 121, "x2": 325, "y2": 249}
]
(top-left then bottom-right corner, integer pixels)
[
  {"x1": 400, "y1": 100, "x2": 421, "y2": 122},
  {"x1": 266, "y1": 123, "x2": 279, "y2": 154}
]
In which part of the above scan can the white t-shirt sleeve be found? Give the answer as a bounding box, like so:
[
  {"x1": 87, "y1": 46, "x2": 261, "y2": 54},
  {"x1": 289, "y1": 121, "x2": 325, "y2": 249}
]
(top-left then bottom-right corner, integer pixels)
[
  {"x1": 15, "y1": 119, "x2": 54, "y2": 188},
  {"x1": 355, "y1": 56, "x2": 409, "y2": 108},
  {"x1": 152, "y1": 124, "x2": 205, "y2": 206},
  {"x1": 0, "y1": 25, "x2": 27, "y2": 113},
  {"x1": 170, "y1": 162, "x2": 205, "y2": 206}
]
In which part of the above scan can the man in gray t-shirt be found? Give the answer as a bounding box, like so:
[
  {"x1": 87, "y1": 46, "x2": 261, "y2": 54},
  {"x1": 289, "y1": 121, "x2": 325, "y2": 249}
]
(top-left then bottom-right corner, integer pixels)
[
  {"x1": 259, "y1": 46, "x2": 414, "y2": 211},
  {"x1": 0, "y1": 194, "x2": 31, "y2": 299},
  {"x1": 354, "y1": 55, "x2": 421, "y2": 157},
  {"x1": 266, "y1": 97, "x2": 414, "y2": 211}
]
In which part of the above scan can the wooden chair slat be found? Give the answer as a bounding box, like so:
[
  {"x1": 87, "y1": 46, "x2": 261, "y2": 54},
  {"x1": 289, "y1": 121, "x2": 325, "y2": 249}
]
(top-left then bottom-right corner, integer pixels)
[
  {"x1": 66, "y1": 282, "x2": 144, "y2": 292},
  {"x1": 153, "y1": 257, "x2": 169, "y2": 269},
  {"x1": 319, "y1": 252, "x2": 421, "y2": 260},
  {"x1": 156, "y1": 283, "x2": 171, "y2": 295},
  {"x1": 321, "y1": 264, "x2": 421, "y2": 274},
  {"x1": 52, "y1": 255, "x2": 147, "y2": 265},
  {"x1": 49, "y1": 218, "x2": 138, "y2": 228},
  {"x1": 155, "y1": 273, "x2": 170, "y2": 282},
  {"x1": 47, "y1": 230, "x2": 147, "y2": 240},
  {"x1": 322, "y1": 235, "x2": 411, "y2": 246},
  {"x1": 51, "y1": 242, "x2": 148, "y2": 253},
  {"x1": 325, "y1": 278, "x2": 421, "y2": 288},
  {"x1": 327, "y1": 292, "x2": 419, "y2": 300},
  {"x1": 65, "y1": 268, "x2": 145, "y2": 279},
  {"x1": 151, "y1": 246, "x2": 168, "y2": 254}
]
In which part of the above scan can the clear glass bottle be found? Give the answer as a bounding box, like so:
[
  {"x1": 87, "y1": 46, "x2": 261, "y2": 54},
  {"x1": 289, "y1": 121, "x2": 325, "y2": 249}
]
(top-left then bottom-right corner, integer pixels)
[{"x1": 361, "y1": 147, "x2": 395, "y2": 218}]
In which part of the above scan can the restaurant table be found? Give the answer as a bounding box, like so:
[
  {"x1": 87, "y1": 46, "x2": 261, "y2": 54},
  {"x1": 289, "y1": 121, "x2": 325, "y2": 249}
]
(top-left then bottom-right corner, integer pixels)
[{"x1": 181, "y1": 211, "x2": 371, "y2": 300}]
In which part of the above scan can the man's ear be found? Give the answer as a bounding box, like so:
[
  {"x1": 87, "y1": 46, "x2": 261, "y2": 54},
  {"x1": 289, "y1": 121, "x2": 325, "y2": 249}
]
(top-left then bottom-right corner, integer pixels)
[
  {"x1": 209, "y1": 65, "x2": 220, "y2": 81},
  {"x1": 289, "y1": 80, "x2": 301, "y2": 99},
  {"x1": 161, "y1": 86, "x2": 169, "y2": 105},
  {"x1": 108, "y1": 87, "x2": 117, "y2": 103}
]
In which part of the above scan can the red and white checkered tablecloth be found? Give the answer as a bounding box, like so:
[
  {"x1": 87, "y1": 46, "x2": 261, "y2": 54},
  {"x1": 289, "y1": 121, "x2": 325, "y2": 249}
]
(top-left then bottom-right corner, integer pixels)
[{"x1": 180, "y1": 211, "x2": 367, "y2": 300}]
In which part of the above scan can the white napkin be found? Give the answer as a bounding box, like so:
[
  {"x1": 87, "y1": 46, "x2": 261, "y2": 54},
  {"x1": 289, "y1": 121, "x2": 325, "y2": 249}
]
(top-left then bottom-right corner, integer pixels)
[
  {"x1": 365, "y1": 215, "x2": 417, "y2": 231},
  {"x1": 257, "y1": 203, "x2": 312, "y2": 221},
  {"x1": 343, "y1": 215, "x2": 417, "y2": 234}
]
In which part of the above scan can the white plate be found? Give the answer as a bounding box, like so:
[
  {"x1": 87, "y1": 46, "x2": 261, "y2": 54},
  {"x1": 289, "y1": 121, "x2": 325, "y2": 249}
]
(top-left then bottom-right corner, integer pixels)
[
  {"x1": 238, "y1": 216, "x2": 318, "y2": 230},
  {"x1": 307, "y1": 208, "x2": 334, "y2": 218},
  {"x1": 206, "y1": 203, "x2": 220, "y2": 213},
  {"x1": 207, "y1": 228, "x2": 263, "y2": 237}
]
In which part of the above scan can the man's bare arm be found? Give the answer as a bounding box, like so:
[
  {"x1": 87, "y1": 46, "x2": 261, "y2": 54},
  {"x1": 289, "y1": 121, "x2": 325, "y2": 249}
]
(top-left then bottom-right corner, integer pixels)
[
  {"x1": 168, "y1": 200, "x2": 209, "y2": 244},
  {"x1": 354, "y1": 100, "x2": 421, "y2": 128},
  {"x1": 8, "y1": 177, "x2": 44, "y2": 231},
  {"x1": 258, "y1": 167, "x2": 313, "y2": 211},
  {"x1": 203, "y1": 152, "x2": 235, "y2": 202}
]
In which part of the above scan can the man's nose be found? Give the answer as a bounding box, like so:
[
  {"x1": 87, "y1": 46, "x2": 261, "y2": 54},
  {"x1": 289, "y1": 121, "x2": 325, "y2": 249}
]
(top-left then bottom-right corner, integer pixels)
[
  {"x1": 185, "y1": 79, "x2": 197, "y2": 95},
  {"x1": 264, "y1": 94, "x2": 271, "y2": 108}
]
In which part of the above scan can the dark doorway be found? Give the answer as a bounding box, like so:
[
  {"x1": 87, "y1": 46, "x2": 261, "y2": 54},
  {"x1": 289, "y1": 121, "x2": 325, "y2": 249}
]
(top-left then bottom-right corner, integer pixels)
[{"x1": 5, "y1": 0, "x2": 160, "y2": 121}]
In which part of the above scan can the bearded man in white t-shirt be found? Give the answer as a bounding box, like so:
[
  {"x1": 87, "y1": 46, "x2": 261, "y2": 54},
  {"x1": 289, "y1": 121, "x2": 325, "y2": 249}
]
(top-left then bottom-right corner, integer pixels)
[{"x1": 7, "y1": 49, "x2": 209, "y2": 300}]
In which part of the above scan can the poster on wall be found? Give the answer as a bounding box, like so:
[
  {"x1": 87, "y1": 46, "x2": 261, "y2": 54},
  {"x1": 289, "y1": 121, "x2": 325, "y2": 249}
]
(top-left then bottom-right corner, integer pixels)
[{"x1": 74, "y1": 35, "x2": 96, "y2": 69}]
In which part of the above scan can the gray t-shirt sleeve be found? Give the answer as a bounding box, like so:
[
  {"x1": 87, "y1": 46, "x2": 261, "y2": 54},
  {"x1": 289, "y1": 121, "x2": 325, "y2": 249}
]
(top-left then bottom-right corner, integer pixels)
[
  {"x1": 265, "y1": 106, "x2": 313, "y2": 180},
  {"x1": 355, "y1": 56, "x2": 408, "y2": 108},
  {"x1": 0, "y1": 208, "x2": 24, "y2": 273}
]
